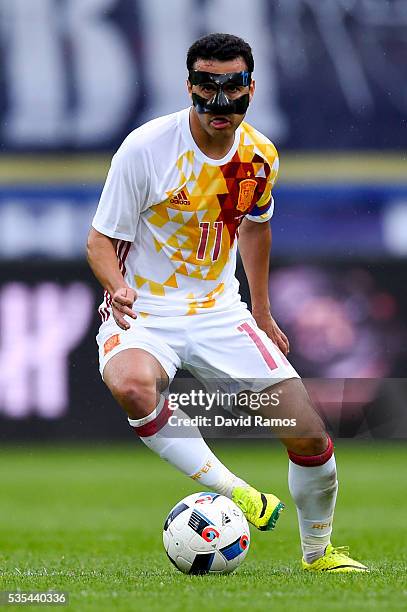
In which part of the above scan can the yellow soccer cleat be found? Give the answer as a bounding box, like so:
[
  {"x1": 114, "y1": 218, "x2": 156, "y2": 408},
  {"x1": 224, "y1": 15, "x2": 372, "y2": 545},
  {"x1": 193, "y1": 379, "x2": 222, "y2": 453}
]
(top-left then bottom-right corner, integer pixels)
[
  {"x1": 232, "y1": 486, "x2": 285, "y2": 531},
  {"x1": 302, "y1": 544, "x2": 369, "y2": 572}
]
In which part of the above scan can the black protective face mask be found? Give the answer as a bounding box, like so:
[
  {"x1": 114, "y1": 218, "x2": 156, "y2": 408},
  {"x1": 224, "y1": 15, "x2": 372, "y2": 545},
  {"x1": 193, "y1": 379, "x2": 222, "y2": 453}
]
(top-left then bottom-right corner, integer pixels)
[{"x1": 188, "y1": 70, "x2": 252, "y2": 115}]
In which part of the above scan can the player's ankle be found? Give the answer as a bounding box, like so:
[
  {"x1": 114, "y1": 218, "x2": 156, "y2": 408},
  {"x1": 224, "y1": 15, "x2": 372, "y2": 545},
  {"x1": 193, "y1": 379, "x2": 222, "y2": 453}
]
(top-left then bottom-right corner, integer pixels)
[
  {"x1": 303, "y1": 545, "x2": 328, "y2": 564},
  {"x1": 212, "y1": 475, "x2": 249, "y2": 499}
]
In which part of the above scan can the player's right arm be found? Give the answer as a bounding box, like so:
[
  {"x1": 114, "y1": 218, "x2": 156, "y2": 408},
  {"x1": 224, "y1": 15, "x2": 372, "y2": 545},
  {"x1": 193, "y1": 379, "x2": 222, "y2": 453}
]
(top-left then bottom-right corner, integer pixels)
[
  {"x1": 87, "y1": 228, "x2": 137, "y2": 330},
  {"x1": 87, "y1": 136, "x2": 150, "y2": 330}
]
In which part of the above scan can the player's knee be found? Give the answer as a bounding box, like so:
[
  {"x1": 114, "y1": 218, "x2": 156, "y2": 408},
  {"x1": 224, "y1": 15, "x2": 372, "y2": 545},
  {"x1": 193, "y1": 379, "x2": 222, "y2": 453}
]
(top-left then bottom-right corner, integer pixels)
[
  {"x1": 110, "y1": 378, "x2": 158, "y2": 419},
  {"x1": 288, "y1": 436, "x2": 328, "y2": 456}
]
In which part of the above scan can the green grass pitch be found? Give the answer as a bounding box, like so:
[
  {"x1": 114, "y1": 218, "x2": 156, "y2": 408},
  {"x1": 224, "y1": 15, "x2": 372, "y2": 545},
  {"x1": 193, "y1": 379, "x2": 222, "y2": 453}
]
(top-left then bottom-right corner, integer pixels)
[{"x1": 1, "y1": 442, "x2": 406, "y2": 611}]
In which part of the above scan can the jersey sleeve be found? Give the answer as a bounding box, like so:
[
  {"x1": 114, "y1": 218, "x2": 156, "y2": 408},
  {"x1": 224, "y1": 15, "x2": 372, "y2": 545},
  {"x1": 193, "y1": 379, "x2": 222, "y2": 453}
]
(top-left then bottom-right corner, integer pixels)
[
  {"x1": 92, "y1": 143, "x2": 149, "y2": 242},
  {"x1": 246, "y1": 153, "x2": 279, "y2": 223},
  {"x1": 245, "y1": 195, "x2": 275, "y2": 223}
]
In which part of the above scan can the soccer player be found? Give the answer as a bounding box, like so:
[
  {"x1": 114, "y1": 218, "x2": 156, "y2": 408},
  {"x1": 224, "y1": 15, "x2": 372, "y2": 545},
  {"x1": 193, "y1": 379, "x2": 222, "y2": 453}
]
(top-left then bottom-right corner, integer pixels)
[{"x1": 87, "y1": 33, "x2": 367, "y2": 572}]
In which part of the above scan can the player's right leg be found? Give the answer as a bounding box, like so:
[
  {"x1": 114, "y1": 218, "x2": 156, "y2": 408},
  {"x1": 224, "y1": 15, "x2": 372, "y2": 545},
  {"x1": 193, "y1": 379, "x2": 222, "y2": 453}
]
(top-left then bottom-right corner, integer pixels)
[
  {"x1": 97, "y1": 318, "x2": 263, "y2": 514},
  {"x1": 103, "y1": 348, "x2": 252, "y2": 497}
]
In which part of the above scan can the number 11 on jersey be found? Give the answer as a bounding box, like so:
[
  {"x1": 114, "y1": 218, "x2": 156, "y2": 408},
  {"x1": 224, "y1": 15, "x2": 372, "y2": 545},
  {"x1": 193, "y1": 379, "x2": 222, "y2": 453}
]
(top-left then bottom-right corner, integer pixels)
[{"x1": 196, "y1": 221, "x2": 223, "y2": 262}]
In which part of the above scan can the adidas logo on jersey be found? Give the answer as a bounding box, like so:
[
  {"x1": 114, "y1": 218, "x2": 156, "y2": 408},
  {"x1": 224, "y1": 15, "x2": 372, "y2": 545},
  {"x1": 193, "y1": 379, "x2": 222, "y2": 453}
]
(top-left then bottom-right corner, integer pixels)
[{"x1": 169, "y1": 189, "x2": 190, "y2": 206}]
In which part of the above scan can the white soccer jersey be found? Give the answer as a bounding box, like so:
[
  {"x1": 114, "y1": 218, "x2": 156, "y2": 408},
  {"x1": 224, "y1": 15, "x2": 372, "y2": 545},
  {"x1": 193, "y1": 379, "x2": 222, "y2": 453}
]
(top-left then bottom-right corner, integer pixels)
[{"x1": 92, "y1": 107, "x2": 279, "y2": 318}]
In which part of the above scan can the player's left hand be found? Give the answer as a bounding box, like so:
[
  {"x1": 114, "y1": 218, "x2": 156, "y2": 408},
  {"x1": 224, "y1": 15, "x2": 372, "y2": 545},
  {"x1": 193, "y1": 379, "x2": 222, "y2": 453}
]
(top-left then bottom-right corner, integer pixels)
[{"x1": 253, "y1": 311, "x2": 290, "y2": 356}]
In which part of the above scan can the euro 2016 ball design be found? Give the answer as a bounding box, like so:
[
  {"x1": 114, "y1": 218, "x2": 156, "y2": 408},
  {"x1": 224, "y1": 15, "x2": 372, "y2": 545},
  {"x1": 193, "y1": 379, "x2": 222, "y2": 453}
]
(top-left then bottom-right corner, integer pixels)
[{"x1": 163, "y1": 492, "x2": 250, "y2": 574}]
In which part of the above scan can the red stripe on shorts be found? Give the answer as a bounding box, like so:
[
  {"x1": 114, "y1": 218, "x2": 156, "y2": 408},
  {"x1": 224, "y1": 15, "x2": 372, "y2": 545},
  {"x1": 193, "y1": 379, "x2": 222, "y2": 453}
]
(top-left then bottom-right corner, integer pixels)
[{"x1": 237, "y1": 322, "x2": 278, "y2": 370}]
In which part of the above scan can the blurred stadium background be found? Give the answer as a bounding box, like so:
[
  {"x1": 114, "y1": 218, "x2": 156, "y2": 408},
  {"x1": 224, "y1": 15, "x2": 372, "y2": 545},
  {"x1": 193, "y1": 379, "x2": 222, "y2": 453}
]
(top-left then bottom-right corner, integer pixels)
[{"x1": 0, "y1": 0, "x2": 406, "y2": 441}]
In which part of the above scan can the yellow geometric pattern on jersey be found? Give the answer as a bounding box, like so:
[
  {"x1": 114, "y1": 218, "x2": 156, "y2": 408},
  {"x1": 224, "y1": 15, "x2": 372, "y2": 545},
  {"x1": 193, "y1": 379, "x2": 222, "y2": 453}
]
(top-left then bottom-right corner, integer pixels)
[{"x1": 133, "y1": 123, "x2": 278, "y2": 311}]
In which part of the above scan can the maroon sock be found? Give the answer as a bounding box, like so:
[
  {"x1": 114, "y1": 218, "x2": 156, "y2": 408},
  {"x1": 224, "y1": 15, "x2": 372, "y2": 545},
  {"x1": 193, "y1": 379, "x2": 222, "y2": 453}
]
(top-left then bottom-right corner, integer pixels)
[{"x1": 288, "y1": 436, "x2": 334, "y2": 467}]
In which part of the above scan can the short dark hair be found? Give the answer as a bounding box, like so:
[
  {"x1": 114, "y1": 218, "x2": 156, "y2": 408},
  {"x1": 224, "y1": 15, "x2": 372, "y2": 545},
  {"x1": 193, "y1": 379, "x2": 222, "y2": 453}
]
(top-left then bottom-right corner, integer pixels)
[{"x1": 187, "y1": 33, "x2": 254, "y2": 73}]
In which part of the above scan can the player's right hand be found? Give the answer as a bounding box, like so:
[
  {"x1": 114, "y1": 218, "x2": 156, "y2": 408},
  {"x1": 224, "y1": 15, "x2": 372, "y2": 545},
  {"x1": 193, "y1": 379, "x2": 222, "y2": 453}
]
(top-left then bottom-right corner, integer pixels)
[{"x1": 111, "y1": 286, "x2": 137, "y2": 330}]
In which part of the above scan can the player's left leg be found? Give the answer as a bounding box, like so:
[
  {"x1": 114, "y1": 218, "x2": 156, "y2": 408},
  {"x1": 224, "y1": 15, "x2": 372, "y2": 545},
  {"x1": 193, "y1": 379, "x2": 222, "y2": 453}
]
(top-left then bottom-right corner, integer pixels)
[
  {"x1": 186, "y1": 308, "x2": 368, "y2": 571},
  {"x1": 253, "y1": 377, "x2": 367, "y2": 571}
]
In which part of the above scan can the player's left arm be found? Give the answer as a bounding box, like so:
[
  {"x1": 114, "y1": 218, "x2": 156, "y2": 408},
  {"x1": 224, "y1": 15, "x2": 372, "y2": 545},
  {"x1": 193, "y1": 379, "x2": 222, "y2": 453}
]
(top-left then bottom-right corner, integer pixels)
[{"x1": 238, "y1": 218, "x2": 289, "y2": 355}]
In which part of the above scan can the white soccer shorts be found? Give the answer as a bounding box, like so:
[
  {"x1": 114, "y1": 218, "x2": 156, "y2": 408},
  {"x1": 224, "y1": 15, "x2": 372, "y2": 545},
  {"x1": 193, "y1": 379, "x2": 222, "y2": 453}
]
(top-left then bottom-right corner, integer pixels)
[{"x1": 96, "y1": 304, "x2": 299, "y2": 393}]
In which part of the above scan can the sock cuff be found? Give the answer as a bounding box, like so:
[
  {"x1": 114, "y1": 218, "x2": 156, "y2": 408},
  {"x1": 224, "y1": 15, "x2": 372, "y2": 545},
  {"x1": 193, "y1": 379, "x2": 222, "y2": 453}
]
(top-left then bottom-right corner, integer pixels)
[
  {"x1": 288, "y1": 436, "x2": 334, "y2": 467},
  {"x1": 127, "y1": 395, "x2": 168, "y2": 435}
]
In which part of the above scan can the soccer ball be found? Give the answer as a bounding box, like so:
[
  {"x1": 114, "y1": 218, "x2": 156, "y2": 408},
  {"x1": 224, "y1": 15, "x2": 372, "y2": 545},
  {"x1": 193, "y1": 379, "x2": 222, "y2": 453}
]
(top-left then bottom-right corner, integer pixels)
[{"x1": 163, "y1": 492, "x2": 250, "y2": 574}]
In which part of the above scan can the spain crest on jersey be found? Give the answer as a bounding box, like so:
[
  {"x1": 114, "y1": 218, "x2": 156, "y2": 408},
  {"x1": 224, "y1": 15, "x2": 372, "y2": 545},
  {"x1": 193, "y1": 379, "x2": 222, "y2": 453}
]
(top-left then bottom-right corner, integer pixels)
[{"x1": 237, "y1": 178, "x2": 257, "y2": 212}]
